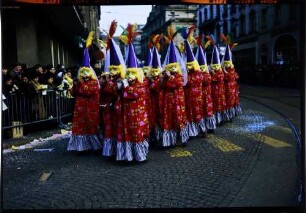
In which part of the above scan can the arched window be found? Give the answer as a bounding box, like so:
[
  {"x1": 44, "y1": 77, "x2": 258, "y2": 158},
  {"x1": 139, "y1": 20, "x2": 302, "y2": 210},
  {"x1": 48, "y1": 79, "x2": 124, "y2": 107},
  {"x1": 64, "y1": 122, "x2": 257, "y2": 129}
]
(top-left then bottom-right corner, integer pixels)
[
  {"x1": 204, "y1": 8, "x2": 208, "y2": 21},
  {"x1": 199, "y1": 10, "x2": 203, "y2": 24},
  {"x1": 274, "y1": 34, "x2": 297, "y2": 64},
  {"x1": 210, "y1": 5, "x2": 213, "y2": 20},
  {"x1": 249, "y1": 10, "x2": 256, "y2": 33},
  {"x1": 239, "y1": 15, "x2": 245, "y2": 36},
  {"x1": 289, "y1": 5, "x2": 296, "y2": 21},
  {"x1": 274, "y1": 5, "x2": 282, "y2": 25}
]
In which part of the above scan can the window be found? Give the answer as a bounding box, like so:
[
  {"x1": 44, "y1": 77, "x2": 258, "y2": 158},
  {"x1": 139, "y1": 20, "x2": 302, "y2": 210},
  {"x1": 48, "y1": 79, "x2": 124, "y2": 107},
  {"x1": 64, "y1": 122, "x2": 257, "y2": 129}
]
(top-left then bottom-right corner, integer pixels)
[
  {"x1": 261, "y1": 9, "x2": 267, "y2": 29},
  {"x1": 239, "y1": 15, "x2": 245, "y2": 36},
  {"x1": 230, "y1": 5, "x2": 235, "y2": 16},
  {"x1": 274, "y1": 5, "x2": 282, "y2": 25},
  {"x1": 249, "y1": 10, "x2": 256, "y2": 33},
  {"x1": 204, "y1": 8, "x2": 208, "y2": 21},
  {"x1": 210, "y1": 5, "x2": 213, "y2": 20},
  {"x1": 289, "y1": 5, "x2": 296, "y2": 21},
  {"x1": 223, "y1": 21, "x2": 228, "y2": 34}
]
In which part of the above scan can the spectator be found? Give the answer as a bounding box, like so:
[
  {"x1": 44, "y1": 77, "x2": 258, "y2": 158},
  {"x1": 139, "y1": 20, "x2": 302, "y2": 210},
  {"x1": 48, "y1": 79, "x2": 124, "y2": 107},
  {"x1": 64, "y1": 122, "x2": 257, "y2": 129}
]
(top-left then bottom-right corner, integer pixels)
[
  {"x1": 3, "y1": 75, "x2": 19, "y2": 96},
  {"x1": 28, "y1": 72, "x2": 48, "y2": 120},
  {"x1": 2, "y1": 67, "x2": 9, "y2": 78},
  {"x1": 63, "y1": 69, "x2": 74, "y2": 98},
  {"x1": 54, "y1": 64, "x2": 65, "y2": 87},
  {"x1": 9, "y1": 62, "x2": 24, "y2": 85},
  {"x1": 46, "y1": 73, "x2": 57, "y2": 90},
  {"x1": 34, "y1": 64, "x2": 47, "y2": 84}
]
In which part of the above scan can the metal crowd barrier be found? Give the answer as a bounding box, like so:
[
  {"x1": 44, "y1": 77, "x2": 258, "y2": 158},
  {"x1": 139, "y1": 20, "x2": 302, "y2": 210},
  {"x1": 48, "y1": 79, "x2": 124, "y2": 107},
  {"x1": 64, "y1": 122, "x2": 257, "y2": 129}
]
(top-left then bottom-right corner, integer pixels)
[{"x1": 2, "y1": 90, "x2": 74, "y2": 136}]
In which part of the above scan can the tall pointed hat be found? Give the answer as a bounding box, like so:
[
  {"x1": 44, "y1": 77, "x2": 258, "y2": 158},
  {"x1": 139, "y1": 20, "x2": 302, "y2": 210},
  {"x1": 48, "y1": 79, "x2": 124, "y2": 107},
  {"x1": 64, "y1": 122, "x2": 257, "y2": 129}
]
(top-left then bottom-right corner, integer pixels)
[
  {"x1": 195, "y1": 33, "x2": 210, "y2": 66},
  {"x1": 120, "y1": 23, "x2": 143, "y2": 83},
  {"x1": 220, "y1": 33, "x2": 238, "y2": 67},
  {"x1": 163, "y1": 26, "x2": 188, "y2": 85},
  {"x1": 107, "y1": 20, "x2": 125, "y2": 78},
  {"x1": 206, "y1": 34, "x2": 220, "y2": 65},
  {"x1": 148, "y1": 34, "x2": 163, "y2": 79},
  {"x1": 182, "y1": 26, "x2": 200, "y2": 70},
  {"x1": 150, "y1": 34, "x2": 163, "y2": 69},
  {"x1": 77, "y1": 31, "x2": 99, "y2": 83}
]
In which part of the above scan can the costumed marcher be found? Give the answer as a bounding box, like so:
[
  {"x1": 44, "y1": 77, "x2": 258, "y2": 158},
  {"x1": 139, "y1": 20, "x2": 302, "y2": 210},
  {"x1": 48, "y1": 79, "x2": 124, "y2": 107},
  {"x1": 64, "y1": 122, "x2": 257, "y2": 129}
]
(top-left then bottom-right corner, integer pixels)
[
  {"x1": 158, "y1": 26, "x2": 189, "y2": 147},
  {"x1": 118, "y1": 23, "x2": 149, "y2": 162},
  {"x1": 206, "y1": 34, "x2": 229, "y2": 125},
  {"x1": 147, "y1": 34, "x2": 163, "y2": 146},
  {"x1": 101, "y1": 20, "x2": 126, "y2": 157},
  {"x1": 140, "y1": 36, "x2": 153, "y2": 140},
  {"x1": 195, "y1": 34, "x2": 216, "y2": 132},
  {"x1": 220, "y1": 34, "x2": 242, "y2": 119},
  {"x1": 67, "y1": 31, "x2": 103, "y2": 153},
  {"x1": 182, "y1": 26, "x2": 207, "y2": 137}
]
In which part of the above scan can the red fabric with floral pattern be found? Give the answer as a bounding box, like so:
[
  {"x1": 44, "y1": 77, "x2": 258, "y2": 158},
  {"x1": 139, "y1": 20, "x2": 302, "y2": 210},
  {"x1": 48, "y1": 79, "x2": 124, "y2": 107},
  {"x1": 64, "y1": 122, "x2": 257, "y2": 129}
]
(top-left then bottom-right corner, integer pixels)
[
  {"x1": 224, "y1": 68, "x2": 239, "y2": 109},
  {"x1": 149, "y1": 77, "x2": 161, "y2": 128},
  {"x1": 71, "y1": 79, "x2": 100, "y2": 135},
  {"x1": 104, "y1": 79, "x2": 125, "y2": 142},
  {"x1": 202, "y1": 72, "x2": 214, "y2": 117},
  {"x1": 211, "y1": 69, "x2": 227, "y2": 113},
  {"x1": 122, "y1": 81, "x2": 148, "y2": 143},
  {"x1": 100, "y1": 81, "x2": 118, "y2": 138},
  {"x1": 142, "y1": 77, "x2": 151, "y2": 137},
  {"x1": 159, "y1": 73, "x2": 187, "y2": 131},
  {"x1": 184, "y1": 70, "x2": 204, "y2": 123}
]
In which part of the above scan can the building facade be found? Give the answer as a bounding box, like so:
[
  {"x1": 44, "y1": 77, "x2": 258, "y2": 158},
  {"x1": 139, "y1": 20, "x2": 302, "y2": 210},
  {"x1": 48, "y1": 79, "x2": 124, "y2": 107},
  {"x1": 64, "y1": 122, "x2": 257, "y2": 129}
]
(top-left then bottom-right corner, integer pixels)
[
  {"x1": 197, "y1": 4, "x2": 302, "y2": 87},
  {"x1": 2, "y1": 6, "x2": 101, "y2": 69},
  {"x1": 141, "y1": 5, "x2": 197, "y2": 62}
]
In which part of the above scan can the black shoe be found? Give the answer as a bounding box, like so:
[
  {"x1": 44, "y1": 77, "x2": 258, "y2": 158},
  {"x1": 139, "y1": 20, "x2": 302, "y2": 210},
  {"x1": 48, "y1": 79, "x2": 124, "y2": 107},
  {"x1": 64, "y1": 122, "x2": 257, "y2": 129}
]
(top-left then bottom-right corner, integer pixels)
[
  {"x1": 207, "y1": 129, "x2": 214, "y2": 134},
  {"x1": 182, "y1": 143, "x2": 187, "y2": 147}
]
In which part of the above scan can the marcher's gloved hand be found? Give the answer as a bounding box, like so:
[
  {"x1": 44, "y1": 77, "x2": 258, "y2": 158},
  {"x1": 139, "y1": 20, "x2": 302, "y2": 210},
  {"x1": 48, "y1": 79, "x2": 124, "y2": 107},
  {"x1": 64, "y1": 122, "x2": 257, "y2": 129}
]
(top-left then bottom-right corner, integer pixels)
[
  {"x1": 122, "y1": 79, "x2": 129, "y2": 88},
  {"x1": 166, "y1": 71, "x2": 171, "y2": 77},
  {"x1": 117, "y1": 81, "x2": 123, "y2": 90}
]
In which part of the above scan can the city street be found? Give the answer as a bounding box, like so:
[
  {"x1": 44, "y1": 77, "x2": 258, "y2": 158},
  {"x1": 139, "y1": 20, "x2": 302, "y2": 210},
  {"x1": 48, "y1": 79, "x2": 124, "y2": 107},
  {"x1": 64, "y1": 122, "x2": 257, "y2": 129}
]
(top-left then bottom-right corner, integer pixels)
[{"x1": 2, "y1": 85, "x2": 302, "y2": 211}]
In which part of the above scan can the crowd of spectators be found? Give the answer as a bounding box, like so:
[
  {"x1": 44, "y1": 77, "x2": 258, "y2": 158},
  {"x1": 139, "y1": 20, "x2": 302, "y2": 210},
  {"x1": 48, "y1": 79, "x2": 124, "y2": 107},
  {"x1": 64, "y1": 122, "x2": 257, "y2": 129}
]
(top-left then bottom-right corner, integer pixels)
[{"x1": 2, "y1": 62, "x2": 81, "y2": 127}]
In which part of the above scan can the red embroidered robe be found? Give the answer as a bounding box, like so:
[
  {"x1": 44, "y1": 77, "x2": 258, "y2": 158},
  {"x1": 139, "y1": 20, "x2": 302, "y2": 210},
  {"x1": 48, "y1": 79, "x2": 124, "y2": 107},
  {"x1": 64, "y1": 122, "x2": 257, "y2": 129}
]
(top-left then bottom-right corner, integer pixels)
[
  {"x1": 202, "y1": 72, "x2": 214, "y2": 117},
  {"x1": 71, "y1": 79, "x2": 100, "y2": 135},
  {"x1": 122, "y1": 81, "x2": 148, "y2": 143},
  {"x1": 211, "y1": 70, "x2": 227, "y2": 113},
  {"x1": 184, "y1": 70, "x2": 204, "y2": 123},
  {"x1": 224, "y1": 68, "x2": 239, "y2": 109},
  {"x1": 149, "y1": 77, "x2": 161, "y2": 129},
  {"x1": 159, "y1": 73, "x2": 187, "y2": 132}
]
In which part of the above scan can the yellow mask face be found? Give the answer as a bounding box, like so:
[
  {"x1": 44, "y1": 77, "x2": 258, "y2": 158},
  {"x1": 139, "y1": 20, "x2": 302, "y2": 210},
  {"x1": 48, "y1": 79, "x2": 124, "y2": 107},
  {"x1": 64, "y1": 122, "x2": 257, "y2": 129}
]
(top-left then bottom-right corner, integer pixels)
[
  {"x1": 142, "y1": 66, "x2": 150, "y2": 75},
  {"x1": 186, "y1": 61, "x2": 200, "y2": 72},
  {"x1": 78, "y1": 67, "x2": 94, "y2": 80},
  {"x1": 165, "y1": 62, "x2": 181, "y2": 74},
  {"x1": 149, "y1": 68, "x2": 161, "y2": 78},
  {"x1": 200, "y1": 65, "x2": 208, "y2": 73},
  {"x1": 126, "y1": 68, "x2": 141, "y2": 83},
  {"x1": 108, "y1": 65, "x2": 125, "y2": 79},
  {"x1": 223, "y1": 61, "x2": 233, "y2": 68},
  {"x1": 210, "y1": 64, "x2": 221, "y2": 71}
]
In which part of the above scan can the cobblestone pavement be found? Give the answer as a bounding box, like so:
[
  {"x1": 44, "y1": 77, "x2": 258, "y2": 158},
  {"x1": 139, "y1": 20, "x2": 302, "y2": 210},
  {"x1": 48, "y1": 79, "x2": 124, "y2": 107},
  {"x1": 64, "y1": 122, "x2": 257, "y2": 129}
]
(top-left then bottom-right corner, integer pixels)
[{"x1": 2, "y1": 95, "x2": 301, "y2": 210}]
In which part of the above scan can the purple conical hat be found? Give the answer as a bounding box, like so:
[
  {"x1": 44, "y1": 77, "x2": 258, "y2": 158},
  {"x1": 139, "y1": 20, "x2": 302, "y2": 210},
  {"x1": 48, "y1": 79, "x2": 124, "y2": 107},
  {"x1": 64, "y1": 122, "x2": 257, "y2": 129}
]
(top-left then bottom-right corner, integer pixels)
[
  {"x1": 184, "y1": 40, "x2": 195, "y2": 63},
  {"x1": 223, "y1": 44, "x2": 232, "y2": 62},
  {"x1": 109, "y1": 39, "x2": 121, "y2": 66},
  {"x1": 144, "y1": 48, "x2": 152, "y2": 67},
  {"x1": 168, "y1": 40, "x2": 178, "y2": 64},
  {"x1": 211, "y1": 45, "x2": 221, "y2": 65},
  {"x1": 127, "y1": 43, "x2": 138, "y2": 68},
  {"x1": 196, "y1": 46, "x2": 207, "y2": 66},
  {"x1": 81, "y1": 48, "x2": 90, "y2": 67},
  {"x1": 151, "y1": 47, "x2": 161, "y2": 69}
]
